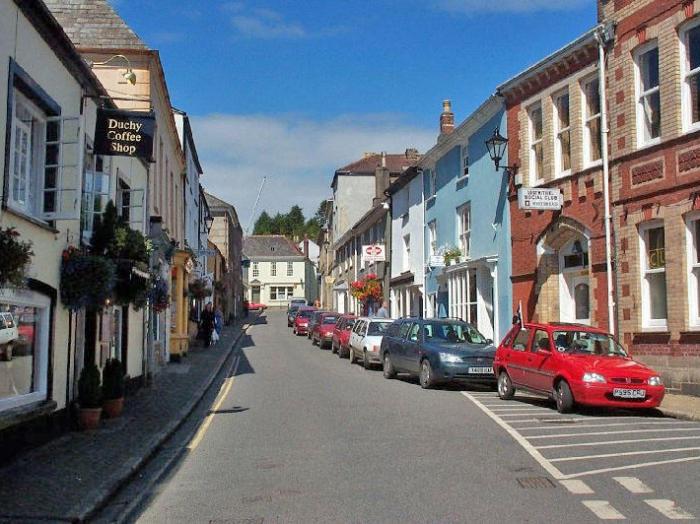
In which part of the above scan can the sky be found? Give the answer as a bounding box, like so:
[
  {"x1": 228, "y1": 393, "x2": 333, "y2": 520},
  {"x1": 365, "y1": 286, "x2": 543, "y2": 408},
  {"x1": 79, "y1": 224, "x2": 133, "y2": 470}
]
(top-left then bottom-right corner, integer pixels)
[{"x1": 112, "y1": 0, "x2": 597, "y2": 230}]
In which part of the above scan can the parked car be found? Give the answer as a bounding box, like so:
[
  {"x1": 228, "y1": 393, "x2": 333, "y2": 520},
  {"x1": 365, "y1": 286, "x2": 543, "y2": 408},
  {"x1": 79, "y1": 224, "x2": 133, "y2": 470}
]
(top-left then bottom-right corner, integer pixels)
[
  {"x1": 311, "y1": 312, "x2": 340, "y2": 348},
  {"x1": 307, "y1": 310, "x2": 329, "y2": 340},
  {"x1": 493, "y1": 322, "x2": 666, "y2": 413},
  {"x1": 288, "y1": 297, "x2": 307, "y2": 309},
  {"x1": 287, "y1": 305, "x2": 302, "y2": 327},
  {"x1": 248, "y1": 301, "x2": 267, "y2": 311},
  {"x1": 349, "y1": 317, "x2": 394, "y2": 369},
  {"x1": 292, "y1": 307, "x2": 316, "y2": 336},
  {"x1": 332, "y1": 315, "x2": 357, "y2": 357},
  {"x1": 0, "y1": 312, "x2": 18, "y2": 361},
  {"x1": 380, "y1": 318, "x2": 496, "y2": 388}
]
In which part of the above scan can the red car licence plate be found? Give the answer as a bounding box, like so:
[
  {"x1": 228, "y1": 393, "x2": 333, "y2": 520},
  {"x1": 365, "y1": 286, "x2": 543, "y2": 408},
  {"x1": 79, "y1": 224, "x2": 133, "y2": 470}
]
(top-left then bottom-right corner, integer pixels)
[{"x1": 612, "y1": 388, "x2": 646, "y2": 399}]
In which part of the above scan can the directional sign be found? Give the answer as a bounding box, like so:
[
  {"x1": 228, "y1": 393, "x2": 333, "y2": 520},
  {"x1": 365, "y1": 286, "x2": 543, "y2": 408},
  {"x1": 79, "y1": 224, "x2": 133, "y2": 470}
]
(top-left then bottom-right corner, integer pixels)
[
  {"x1": 362, "y1": 244, "x2": 386, "y2": 263},
  {"x1": 517, "y1": 188, "x2": 563, "y2": 211}
]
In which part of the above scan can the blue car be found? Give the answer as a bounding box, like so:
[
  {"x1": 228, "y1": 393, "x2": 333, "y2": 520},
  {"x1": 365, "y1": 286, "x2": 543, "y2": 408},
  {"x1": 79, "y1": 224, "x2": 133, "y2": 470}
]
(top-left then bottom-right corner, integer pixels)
[{"x1": 380, "y1": 318, "x2": 497, "y2": 389}]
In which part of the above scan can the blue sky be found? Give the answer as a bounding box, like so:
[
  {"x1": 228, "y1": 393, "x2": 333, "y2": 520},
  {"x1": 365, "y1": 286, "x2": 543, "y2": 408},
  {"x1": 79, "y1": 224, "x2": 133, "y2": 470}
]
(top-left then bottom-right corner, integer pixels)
[{"x1": 113, "y1": 0, "x2": 597, "y2": 227}]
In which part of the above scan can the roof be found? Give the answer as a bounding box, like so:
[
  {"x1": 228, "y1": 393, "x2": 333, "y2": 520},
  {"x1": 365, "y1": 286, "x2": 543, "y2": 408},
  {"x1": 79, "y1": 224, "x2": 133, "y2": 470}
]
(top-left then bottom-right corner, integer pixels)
[
  {"x1": 332, "y1": 151, "x2": 419, "y2": 189},
  {"x1": 243, "y1": 235, "x2": 306, "y2": 259},
  {"x1": 205, "y1": 192, "x2": 241, "y2": 229},
  {"x1": 387, "y1": 165, "x2": 420, "y2": 195},
  {"x1": 43, "y1": 0, "x2": 147, "y2": 50}
]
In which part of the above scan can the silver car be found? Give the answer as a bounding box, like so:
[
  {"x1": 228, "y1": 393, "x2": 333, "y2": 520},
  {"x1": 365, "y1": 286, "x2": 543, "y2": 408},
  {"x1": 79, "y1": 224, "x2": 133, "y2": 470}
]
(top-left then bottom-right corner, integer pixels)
[{"x1": 348, "y1": 317, "x2": 393, "y2": 370}]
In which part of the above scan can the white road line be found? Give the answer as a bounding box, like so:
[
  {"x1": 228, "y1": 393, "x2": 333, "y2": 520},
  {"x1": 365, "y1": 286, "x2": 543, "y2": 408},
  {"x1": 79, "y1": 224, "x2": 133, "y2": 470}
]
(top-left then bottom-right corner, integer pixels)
[
  {"x1": 537, "y1": 435, "x2": 700, "y2": 449},
  {"x1": 461, "y1": 391, "x2": 566, "y2": 480},
  {"x1": 560, "y1": 479, "x2": 594, "y2": 494},
  {"x1": 498, "y1": 413, "x2": 554, "y2": 418},
  {"x1": 582, "y1": 500, "x2": 626, "y2": 520},
  {"x1": 488, "y1": 406, "x2": 550, "y2": 411},
  {"x1": 644, "y1": 499, "x2": 696, "y2": 520},
  {"x1": 549, "y1": 447, "x2": 700, "y2": 463},
  {"x1": 613, "y1": 476, "x2": 653, "y2": 494},
  {"x1": 528, "y1": 427, "x2": 700, "y2": 439},
  {"x1": 566, "y1": 456, "x2": 700, "y2": 479},
  {"x1": 517, "y1": 421, "x2": 695, "y2": 432}
]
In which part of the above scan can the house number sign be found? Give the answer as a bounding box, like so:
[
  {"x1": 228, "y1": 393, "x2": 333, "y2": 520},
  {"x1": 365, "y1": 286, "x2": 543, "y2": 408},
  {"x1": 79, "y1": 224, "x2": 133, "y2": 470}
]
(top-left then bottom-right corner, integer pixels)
[{"x1": 94, "y1": 108, "x2": 156, "y2": 160}]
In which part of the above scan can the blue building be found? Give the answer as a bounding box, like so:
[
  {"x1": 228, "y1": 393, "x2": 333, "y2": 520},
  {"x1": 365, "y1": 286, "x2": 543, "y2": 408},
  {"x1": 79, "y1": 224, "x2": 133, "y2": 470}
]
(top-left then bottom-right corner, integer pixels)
[{"x1": 422, "y1": 98, "x2": 512, "y2": 342}]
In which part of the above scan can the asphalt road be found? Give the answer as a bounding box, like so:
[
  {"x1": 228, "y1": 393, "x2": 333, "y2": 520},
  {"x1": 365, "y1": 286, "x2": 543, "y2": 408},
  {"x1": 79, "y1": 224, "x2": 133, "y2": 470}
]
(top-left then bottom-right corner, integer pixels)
[{"x1": 133, "y1": 311, "x2": 700, "y2": 523}]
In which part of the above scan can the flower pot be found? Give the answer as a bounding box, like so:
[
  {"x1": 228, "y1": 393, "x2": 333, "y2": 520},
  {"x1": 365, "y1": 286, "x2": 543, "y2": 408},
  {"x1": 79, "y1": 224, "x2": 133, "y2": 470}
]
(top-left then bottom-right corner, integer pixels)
[
  {"x1": 102, "y1": 397, "x2": 124, "y2": 418},
  {"x1": 79, "y1": 407, "x2": 102, "y2": 430}
]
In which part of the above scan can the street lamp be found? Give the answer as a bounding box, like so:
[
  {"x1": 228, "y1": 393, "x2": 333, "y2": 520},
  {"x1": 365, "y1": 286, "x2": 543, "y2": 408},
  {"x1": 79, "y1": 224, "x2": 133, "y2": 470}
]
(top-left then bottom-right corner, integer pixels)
[
  {"x1": 204, "y1": 214, "x2": 214, "y2": 234},
  {"x1": 90, "y1": 54, "x2": 137, "y2": 85}
]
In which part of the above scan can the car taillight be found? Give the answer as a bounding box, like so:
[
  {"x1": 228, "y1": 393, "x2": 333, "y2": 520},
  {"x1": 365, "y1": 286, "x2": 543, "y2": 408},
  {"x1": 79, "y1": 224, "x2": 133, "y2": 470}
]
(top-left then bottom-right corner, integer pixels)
[{"x1": 372, "y1": 345, "x2": 380, "y2": 352}]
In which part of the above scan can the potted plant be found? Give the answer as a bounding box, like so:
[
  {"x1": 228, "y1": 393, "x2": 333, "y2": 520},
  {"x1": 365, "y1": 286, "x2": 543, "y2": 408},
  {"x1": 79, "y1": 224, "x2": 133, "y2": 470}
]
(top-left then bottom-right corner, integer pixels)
[
  {"x1": 102, "y1": 358, "x2": 125, "y2": 418},
  {"x1": 0, "y1": 227, "x2": 33, "y2": 287},
  {"x1": 77, "y1": 363, "x2": 102, "y2": 430},
  {"x1": 443, "y1": 246, "x2": 463, "y2": 266}
]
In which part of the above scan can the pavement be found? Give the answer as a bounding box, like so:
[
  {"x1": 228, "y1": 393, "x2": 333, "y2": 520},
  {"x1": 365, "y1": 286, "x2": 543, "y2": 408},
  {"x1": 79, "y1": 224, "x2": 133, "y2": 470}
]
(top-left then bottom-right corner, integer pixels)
[
  {"x1": 0, "y1": 316, "x2": 251, "y2": 524},
  {"x1": 660, "y1": 391, "x2": 700, "y2": 422}
]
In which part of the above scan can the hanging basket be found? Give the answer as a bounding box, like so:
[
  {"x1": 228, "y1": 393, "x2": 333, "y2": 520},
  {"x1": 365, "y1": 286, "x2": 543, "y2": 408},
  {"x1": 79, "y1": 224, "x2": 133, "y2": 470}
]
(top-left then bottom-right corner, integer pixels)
[
  {"x1": 189, "y1": 278, "x2": 212, "y2": 300},
  {"x1": 350, "y1": 273, "x2": 383, "y2": 303},
  {"x1": 150, "y1": 277, "x2": 170, "y2": 312},
  {"x1": 0, "y1": 228, "x2": 33, "y2": 287},
  {"x1": 113, "y1": 259, "x2": 151, "y2": 310},
  {"x1": 60, "y1": 247, "x2": 116, "y2": 311}
]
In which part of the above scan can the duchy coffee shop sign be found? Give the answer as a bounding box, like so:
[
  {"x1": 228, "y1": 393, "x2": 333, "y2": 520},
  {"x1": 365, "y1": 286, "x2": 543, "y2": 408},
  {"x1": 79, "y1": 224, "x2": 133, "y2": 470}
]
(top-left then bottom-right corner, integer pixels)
[{"x1": 94, "y1": 108, "x2": 156, "y2": 160}]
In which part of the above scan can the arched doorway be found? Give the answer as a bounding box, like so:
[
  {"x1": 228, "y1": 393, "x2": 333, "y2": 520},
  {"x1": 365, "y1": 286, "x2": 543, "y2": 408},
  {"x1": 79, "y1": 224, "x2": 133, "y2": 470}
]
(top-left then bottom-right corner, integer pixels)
[{"x1": 559, "y1": 238, "x2": 590, "y2": 324}]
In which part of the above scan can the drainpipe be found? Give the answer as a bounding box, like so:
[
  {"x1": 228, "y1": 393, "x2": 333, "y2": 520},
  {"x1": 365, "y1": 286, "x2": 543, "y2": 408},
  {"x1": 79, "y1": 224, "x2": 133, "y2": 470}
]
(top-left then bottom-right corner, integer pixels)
[
  {"x1": 596, "y1": 24, "x2": 616, "y2": 335},
  {"x1": 421, "y1": 168, "x2": 427, "y2": 319}
]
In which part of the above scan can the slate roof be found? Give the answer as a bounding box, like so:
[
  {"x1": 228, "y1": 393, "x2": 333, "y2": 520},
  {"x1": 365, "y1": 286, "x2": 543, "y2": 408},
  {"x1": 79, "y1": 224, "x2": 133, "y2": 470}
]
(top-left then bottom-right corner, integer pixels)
[
  {"x1": 243, "y1": 236, "x2": 305, "y2": 260},
  {"x1": 331, "y1": 151, "x2": 419, "y2": 189},
  {"x1": 205, "y1": 192, "x2": 241, "y2": 228},
  {"x1": 43, "y1": 0, "x2": 147, "y2": 50}
]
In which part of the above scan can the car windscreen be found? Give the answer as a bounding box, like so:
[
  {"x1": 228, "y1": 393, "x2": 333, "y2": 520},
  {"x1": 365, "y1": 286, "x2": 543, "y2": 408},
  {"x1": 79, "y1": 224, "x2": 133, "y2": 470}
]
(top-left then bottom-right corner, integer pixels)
[
  {"x1": 367, "y1": 322, "x2": 390, "y2": 336},
  {"x1": 297, "y1": 310, "x2": 313, "y2": 319},
  {"x1": 553, "y1": 330, "x2": 627, "y2": 357},
  {"x1": 424, "y1": 321, "x2": 488, "y2": 344},
  {"x1": 345, "y1": 319, "x2": 356, "y2": 330},
  {"x1": 322, "y1": 316, "x2": 338, "y2": 325}
]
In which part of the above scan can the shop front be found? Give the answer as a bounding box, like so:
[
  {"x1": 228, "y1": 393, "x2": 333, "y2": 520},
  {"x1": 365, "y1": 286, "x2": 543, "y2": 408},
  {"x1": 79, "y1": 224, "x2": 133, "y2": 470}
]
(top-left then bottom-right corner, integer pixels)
[{"x1": 169, "y1": 250, "x2": 193, "y2": 358}]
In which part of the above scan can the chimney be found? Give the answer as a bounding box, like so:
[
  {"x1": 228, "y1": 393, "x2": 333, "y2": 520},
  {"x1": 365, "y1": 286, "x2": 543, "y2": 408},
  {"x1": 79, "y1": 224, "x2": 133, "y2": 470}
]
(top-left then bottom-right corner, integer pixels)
[
  {"x1": 303, "y1": 234, "x2": 309, "y2": 257},
  {"x1": 405, "y1": 148, "x2": 419, "y2": 162},
  {"x1": 374, "y1": 151, "x2": 390, "y2": 206},
  {"x1": 439, "y1": 100, "x2": 454, "y2": 136}
]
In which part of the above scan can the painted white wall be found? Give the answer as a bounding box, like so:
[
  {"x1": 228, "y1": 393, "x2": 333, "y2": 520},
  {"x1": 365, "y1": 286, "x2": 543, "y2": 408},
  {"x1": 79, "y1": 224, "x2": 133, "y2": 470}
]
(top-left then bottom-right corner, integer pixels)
[
  {"x1": 247, "y1": 259, "x2": 307, "y2": 305},
  {"x1": 332, "y1": 175, "x2": 375, "y2": 241},
  {"x1": 390, "y1": 175, "x2": 424, "y2": 284}
]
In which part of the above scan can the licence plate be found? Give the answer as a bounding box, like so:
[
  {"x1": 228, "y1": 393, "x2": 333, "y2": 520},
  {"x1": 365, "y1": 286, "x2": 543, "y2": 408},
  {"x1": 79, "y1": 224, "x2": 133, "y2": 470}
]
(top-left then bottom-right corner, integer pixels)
[
  {"x1": 612, "y1": 388, "x2": 646, "y2": 399},
  {"x1": 468, "y1": 366, "x2": 493, "y2": 375}
]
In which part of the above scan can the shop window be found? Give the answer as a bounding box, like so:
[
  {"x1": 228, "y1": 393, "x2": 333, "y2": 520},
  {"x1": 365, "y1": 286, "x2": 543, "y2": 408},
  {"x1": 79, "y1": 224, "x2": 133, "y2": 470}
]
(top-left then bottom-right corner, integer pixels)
[
  {"x1": 554, "y1": 90, "x2": 571, "y2": 176},
  {"x1": 682, "y1": 20, "x2": 700, "y2": 131},
  {"x1": 640, "y1": 222, "x2": 667, "y2": 329},
  {"x1": 0, "y1": 290, "x2": 50, "y2": 411},
  {"x1": 635, "y1": 42, "x2": 661, "y2": 146},
  {"x1": 582, "y1": 76, "x2": 602, "y2": 164},
  {"x1": 687, "y1": 214, "x2": 700, "y2": 327},
  {"x1": 458, "y1": 203, "x2": 471, "y2": 258},
  {"x1": 528, "y1": 103, "x2": 544, "y2": 184}
]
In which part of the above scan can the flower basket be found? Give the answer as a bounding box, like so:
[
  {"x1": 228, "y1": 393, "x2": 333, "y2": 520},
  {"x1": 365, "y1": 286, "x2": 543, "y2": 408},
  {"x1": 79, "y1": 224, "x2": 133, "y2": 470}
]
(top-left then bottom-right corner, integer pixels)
[
  {"x1": 443, "y1": 247, "x2": 463, "y2": 266},
  {"x1": 0, "y1": 228, "x2": 33, "y2": 287},
  {"x1": 114, "y1": 259, "x2": 151, "y2": 310},
  {"x1": 150, "y1": 277, "x2": 170, "y2": 312},
  {"x1": 350, "y1": 273, "x2": 383, "y2": 303},
  {"x1": 60, "y1": 247, "x2": 116, "y2": 311},
  {"x1": 189, "y1": 278, "x2": 212, "y2": 300}
]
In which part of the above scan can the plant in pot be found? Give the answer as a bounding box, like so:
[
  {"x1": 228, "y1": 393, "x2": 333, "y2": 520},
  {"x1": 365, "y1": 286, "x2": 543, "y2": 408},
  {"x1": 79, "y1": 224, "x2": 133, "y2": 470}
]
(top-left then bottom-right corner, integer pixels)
[
  {"x1": 102, "y1": 358, "x2": 125, "y2": 418},
  {"x1": 443, "y1": 246, "x2": 463, "y2": 266},
  {"x1": 77, "y1": 363, "x2": 102, "y2": 430}
]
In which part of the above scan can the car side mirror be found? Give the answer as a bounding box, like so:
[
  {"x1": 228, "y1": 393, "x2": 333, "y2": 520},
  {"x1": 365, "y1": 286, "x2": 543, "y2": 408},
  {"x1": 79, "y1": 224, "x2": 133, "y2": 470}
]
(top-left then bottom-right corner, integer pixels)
[{"x1": 486, "y1": 339, "x2": 493, "y2": 345}]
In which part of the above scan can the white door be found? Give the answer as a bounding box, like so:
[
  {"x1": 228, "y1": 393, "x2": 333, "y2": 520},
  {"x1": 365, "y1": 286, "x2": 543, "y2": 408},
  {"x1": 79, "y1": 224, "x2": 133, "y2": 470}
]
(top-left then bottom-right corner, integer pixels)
[{"x1": 561, "y1": 273, "x2": 590, "y2": 324}]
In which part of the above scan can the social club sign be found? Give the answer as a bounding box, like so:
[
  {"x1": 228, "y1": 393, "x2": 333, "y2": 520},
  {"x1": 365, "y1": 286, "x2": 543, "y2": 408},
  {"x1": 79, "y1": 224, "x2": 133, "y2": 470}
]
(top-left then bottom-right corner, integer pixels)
[{"x1": 94, "y1": 108, "x2": 155, "y2": 160}]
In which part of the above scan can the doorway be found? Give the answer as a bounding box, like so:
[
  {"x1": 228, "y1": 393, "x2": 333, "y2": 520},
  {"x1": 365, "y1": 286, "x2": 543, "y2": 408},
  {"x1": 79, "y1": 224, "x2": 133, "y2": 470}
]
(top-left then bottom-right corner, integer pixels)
[
  {"x1": 251, "y1": 286, "x2": 261, "y2": 303},
  {"x1": 559, "y1": 239, "x2": 590, "y2": 324}
]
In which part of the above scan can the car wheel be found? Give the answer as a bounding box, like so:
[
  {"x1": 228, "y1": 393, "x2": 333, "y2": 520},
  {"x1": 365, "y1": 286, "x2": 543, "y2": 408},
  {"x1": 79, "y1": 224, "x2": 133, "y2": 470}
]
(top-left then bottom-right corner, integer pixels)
[
  {"x1": 363, "y1": 350, "x2": 370, "y2": 370},
  {"x1": 339, "y1": 345, "x2": 348, "y2": 358},
  {"x1": 349, "y1": 347, "x2": 357, "y2": 364},
  {"x1": 419, "y1": 359, "x2": 436, "y2": 389},
  {"x1": 331, "y1": 342, "x2": 337, "y2": 354},
  {"x1": 497, "y1": 371, "x2": 515, "y2": 400},
  {"x1": 555, "y1": 380, "x2": 574, "y2": 414},
  {"x1": 383, "y1": 353, "x2": 396, "y2": 379}
]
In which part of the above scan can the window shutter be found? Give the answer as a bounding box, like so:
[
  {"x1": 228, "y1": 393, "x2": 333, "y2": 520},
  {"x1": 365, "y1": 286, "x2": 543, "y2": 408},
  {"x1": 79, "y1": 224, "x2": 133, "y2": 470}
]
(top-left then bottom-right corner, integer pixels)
[{"x1": 43, "y1": 115, "x2": 82, "y2": 220}]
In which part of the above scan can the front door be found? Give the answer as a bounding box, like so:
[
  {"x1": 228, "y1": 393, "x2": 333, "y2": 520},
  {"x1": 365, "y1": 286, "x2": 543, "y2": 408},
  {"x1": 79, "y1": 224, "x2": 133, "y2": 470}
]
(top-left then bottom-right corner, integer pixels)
[
  {"x1": 251, "y1": 286, "x2": 261, "y2": 303},
  {"x1": 561, "y1": 274, "x2": 590, "y2": 324}
]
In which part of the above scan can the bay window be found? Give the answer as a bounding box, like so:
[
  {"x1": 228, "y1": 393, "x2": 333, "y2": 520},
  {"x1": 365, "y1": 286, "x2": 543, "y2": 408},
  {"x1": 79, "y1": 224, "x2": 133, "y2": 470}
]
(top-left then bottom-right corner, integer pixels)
[
  {"x1": 583, "y1": 77, "x2": 602, "y2": 164},
  {"x1": 554, "y1": 90, "x2": 571, "y2": 176},
  {"x1": 529, "y1": 103, "x2": 544, "y2": 184},
  {"x1": 639, "y1": 222, "x2": 667, "y2": 329},
  {"x1": 635, "y1": 42, "x2": 661, "y2": 146},
  {"x1": 681, "y1": 20, "x2": 700, "y2": 131}
]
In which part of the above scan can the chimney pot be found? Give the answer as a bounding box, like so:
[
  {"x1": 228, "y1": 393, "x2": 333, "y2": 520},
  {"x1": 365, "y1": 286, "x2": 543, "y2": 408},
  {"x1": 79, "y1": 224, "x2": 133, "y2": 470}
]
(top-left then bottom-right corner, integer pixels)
[
  {"x1": 381, "y1": 151, "x2": 386, "y2": 168},
  {"x1": 440, "y1": 99, "x2": 455, "y2": 136}
]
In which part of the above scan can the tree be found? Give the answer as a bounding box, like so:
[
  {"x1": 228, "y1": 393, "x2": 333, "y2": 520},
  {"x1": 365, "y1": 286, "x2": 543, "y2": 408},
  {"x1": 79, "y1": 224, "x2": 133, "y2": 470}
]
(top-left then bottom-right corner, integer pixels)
[
  {"x1": 287, "y1": 205, "x2": 305, "y2": 239},
  {"x1": 253, "y1": 211, "x2": 273, "y2": 235}
]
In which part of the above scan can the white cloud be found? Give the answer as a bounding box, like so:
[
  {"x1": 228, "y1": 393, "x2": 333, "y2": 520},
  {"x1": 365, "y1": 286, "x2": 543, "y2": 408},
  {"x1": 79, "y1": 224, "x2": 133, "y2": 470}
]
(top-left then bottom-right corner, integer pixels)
[
  {"x1": 225, "y1": 4, "x2": 307, "y2": 39},
  {"x1": 436, "y1": 0, "x2": 589, "y2": 13},
  {"x1": 190, "y1": 113, "x2": 435, "y2": 229}
]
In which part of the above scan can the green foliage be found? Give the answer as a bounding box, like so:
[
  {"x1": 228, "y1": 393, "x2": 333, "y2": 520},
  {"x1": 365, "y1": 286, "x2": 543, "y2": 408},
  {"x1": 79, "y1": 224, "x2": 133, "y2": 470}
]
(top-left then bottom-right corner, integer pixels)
[
  {"x1": 0, "y1": 228, "x2": 33, "y2": 287},
  {"x1": 443, "y1": 246, "x2": 463, "y2": 265},
  {"x1": 189, "y1": 278, "x2": 212, "y2": 300},
  {"x1": 102, "y1": 358, "x2": 125, "y2": 400},
  {"x1": 78, "y1": 363, "x2": 102, "y2": 409},
  {"x1": 60, "y1": 247, "x2": 116, "y2": 311},
  {"x1": 253, "y1": 201, "x2": 326, "y2": 240}
]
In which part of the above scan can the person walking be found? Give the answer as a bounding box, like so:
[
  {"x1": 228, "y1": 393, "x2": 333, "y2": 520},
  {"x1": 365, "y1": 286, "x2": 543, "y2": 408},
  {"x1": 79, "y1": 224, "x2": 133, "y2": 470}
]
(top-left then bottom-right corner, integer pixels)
[
  {"x1": 376, "y1": 300, "x2": 390, "y2": 319},
  {"x1": 200, "y1": 303, "x2": 216, "y2": 347},
  {"x1": 213, "y1": 306, "x2": 223, "y2": 344}
]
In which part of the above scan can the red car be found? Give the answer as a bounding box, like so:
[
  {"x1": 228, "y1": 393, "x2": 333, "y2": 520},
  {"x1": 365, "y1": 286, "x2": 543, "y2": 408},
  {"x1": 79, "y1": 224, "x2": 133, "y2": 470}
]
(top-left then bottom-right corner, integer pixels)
[
  {"x1": 311, "y1": 312, "x2": 340, "y2": 349},
  {"x1": 494, "y1": 322, "x2": 665, "y2": 413},
  {"x1": 293, "y1": 307, "x2": 316, "y2": 336},
  {"x1": 247, "y1": 302, "x2": 267, "y2": 311},
  {"x1": 331, "y1": 315, "x2": 357, "y2": 357}
]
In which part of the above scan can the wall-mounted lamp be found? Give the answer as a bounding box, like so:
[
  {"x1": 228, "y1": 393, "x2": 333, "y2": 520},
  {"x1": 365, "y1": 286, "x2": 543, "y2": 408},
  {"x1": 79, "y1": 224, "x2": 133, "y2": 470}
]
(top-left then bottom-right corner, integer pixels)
[
  {"x1": 90, "y1": 54, "x2": 137, "y2": 85},
  {"x1": 204, "y1": 214, "x2": 214, "y2": 233}
]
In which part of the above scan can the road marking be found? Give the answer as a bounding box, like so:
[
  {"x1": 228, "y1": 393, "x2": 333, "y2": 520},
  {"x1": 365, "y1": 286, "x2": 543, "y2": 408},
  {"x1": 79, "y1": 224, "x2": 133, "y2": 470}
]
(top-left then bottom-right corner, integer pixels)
[
  {"x1": 187, "y1": 355, "x2": 240, "y2": 451},
  {"x1": 565, "y1": 456, "x2": 700, "y2": 479},
  {"x1": 461, "y1": 391, "x2": 566, "y2": 480},
  {"x1": 613, "y1": 476, "x2": 653, "y2": 494},
  {"x1": 527, "y1": 427, "x2": 700, "y2": 439},
  {"x1": 560, "y1": 479, "x2": 594, "y2": 494},
  {"x1": 518, "y1": 421, "x2": 694, "y2": 432},
  {"x1": 537, "y1": 435, "x2": 700, "y2": 449},
  {"x1": 644, "y1": 499, "x2": 695, "y2": 520},
  {"x1": 582, "y1": 500, "x2": 626, "y2": 520},
  {"x1": 550, "y1": 447, "x2": 700, "y2": 463}
]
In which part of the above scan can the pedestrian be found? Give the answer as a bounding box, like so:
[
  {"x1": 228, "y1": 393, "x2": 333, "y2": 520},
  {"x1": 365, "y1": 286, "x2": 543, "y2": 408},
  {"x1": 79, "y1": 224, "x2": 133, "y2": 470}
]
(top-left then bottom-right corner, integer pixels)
[
  {"x1": 376, "y1": 300, "x2": 390, "y2": 319},
  {"x1": 313, "y1": 298, "x2": 321, "y2": 308},
  {"x1": 213, "y1": 306, "x2": 223, "y2": 343},
  {"x1": 200, "y1": 303, "x2": 215, "y2": 347},
  {"x1": 243, "y1": 299, "x2": 249, "y2": 318}
]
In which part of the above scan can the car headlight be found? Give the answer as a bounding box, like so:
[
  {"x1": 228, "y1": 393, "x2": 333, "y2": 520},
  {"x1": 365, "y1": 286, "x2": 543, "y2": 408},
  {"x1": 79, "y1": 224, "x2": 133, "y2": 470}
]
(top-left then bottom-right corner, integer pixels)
[
  {"x1": 582, "y1": 372, "x2": 606, "y2": 383},
  {"x1": 439, "y1": 352, "x2": 462, "y2": 363},
  {"x1": 648, "y1": 376, "x2": 663, "y2": 386}
]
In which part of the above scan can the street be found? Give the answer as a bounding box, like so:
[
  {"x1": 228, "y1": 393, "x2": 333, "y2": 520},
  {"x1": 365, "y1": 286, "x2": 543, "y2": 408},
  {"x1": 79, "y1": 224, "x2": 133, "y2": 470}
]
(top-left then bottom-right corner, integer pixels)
[{"x1": 131, "y1": 311, "x2": 700, "y2": 523}]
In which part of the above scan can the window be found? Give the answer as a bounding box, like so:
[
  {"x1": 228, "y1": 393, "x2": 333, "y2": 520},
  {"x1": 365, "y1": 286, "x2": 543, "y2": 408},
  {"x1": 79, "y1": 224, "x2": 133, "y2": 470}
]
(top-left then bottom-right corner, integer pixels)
[
  {"x1": 529, "y1": 103, "x2": 544, "y2": 184},
  {"x1": 512, "y1": 328, "x2": 531, "y2": 352},
  {"x1": 81, "y1": 150, "x2": 110, "y2": 242},
  {"x1": 428, "y1": 221, "x2": 437, "y2": 257},
  {"x1": 682, "y1": 21, "x2": 700, "y2": 130},
  {"x1": 458, "y1": 204, "x2": 471, "y2": 258},
  {"x1": 287, "y1": 262, "x2": 293, "y2": 277},
  {"x1": 583, "y1": 77, "x2": 602, "y2": 164},
  {"x1": 640, "y1": 223, "x2": 667, "y2": 328},
  {"x1": 269, "y1": 286, "x2": 295, "y2": 300},
  {"x1": 116, "y1": 176, "x2": 144, "y2": 229},
  {"x1": 428, "y1": 169, "x2": 437, "y2": 198},
  {"x1": 460, "y1": 144, "x2": 469, "y2": 179},
  {"x1": 687, "y1": 215, "x2": 700, "y2": 327},
  {"x1": 402, "y1": 234, "x2": 410, "y2": 272},
  {"x1": 448, "y1": 268, "x2": 478, "y2": 324},
  {"x1": 532, "y1": 330, "x2": 550, "y2": 352},
  {"x1": 554, "y1": 91, "x2": 571, "y2": 176},
  {"x1": 271, "y1": 262, "x2": 277, "y2": 276},
  {"x1": 635, "y1": 42, "x2": 661, "y2": 146},
  {"x1": 252, "y1": 262, "x2": 259, "y2": 277},
  {"x1": 399, "y1": 321, "x2": 412, "y2": 339}
]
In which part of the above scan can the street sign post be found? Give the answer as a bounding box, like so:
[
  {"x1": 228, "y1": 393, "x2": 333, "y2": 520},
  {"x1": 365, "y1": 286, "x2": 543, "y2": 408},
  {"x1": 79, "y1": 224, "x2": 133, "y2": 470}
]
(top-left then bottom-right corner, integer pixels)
[
  {"x1": 362, "y1": 244, "x2": 386, "y2": 263},
  {"x1": 517, "y1": 188, "x2": 563, "y2": 210}
]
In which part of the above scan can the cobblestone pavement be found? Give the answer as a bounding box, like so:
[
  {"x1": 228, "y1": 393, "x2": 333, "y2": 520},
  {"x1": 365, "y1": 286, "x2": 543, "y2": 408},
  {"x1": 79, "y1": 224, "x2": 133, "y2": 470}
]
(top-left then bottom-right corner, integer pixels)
[{"x1": 0, "y1": 319, "x2": 250, "y2": 523}]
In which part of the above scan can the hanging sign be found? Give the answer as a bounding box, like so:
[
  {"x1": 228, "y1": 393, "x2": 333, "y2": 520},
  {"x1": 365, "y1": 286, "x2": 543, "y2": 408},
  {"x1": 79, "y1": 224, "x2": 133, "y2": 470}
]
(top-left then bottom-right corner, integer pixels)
[
  {"x1": 362, "y1": 244, "x2": 386, "y2": 263},
  {"x1": 517, "y1": 188, "x2": 563, "y2": 210},
  {"x1": 94, "y1": 108, "x2": 155, "y2": 160}
]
